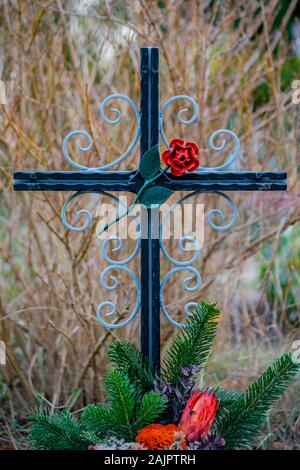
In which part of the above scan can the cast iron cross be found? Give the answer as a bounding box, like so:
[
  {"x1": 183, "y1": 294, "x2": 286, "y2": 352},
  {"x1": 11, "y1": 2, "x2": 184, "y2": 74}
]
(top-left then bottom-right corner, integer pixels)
[{"x1": 13, "y1": 47, "x2": 287, "y2": 369}]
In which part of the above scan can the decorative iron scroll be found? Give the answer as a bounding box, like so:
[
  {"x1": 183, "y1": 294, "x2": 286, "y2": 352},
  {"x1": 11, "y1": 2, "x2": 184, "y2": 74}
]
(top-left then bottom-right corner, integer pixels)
[
  {"x1": 62, "y1": 94, "x2": 140, "y2": 171},
  {"x1": 61, "y1": 190, "x2": 141, "y2": 329},
  {"x1": 160, "y1": 96, "x2": 240, "y2": 171},
  {"x1": 159, "y1": 189, "x2": 238, "y2": 328}
]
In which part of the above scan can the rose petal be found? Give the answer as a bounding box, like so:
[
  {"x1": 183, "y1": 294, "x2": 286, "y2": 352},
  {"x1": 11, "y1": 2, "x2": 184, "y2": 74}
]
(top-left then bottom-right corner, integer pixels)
[
  {"x1": 170, "y1": 138, "x2": 184, "y2": 148},
  {"x1": 185, "y1": 162, "x2": 197, "y2": 171},
  {"x1": 173, "y1": 157, "x2": 186, "y2": 167},
  {"x1": 186, "y1": 141, "x2": 199, "y2": 154},
  {"x1": 171, "y1": 167, "x2": 185, "y2": 176},
  {"x1": 162, "y1": 150, "x2": 171, "y2": 164}
]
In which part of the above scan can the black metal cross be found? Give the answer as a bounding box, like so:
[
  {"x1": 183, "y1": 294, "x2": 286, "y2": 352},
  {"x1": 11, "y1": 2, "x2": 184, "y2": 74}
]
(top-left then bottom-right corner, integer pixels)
[{"x1": 13, "y1": 47, "x2": 287, "y2": 369}]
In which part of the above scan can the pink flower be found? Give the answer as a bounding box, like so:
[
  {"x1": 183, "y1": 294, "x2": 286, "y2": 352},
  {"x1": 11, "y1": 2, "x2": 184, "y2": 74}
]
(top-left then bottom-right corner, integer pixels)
[{"x1": 179, "y1": 390, "x2": 220, "y2": 442}]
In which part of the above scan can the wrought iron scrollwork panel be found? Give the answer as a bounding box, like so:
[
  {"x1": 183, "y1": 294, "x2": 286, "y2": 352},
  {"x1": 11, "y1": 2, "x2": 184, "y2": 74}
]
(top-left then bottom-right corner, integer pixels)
[
  {"x1": 61, "y1": 190, "x2": 141, "y2": 329},
  {"x1": 62, "y1": 94, "x2": 140, "y2": 171},
  {"x1": 159, "y1": 96, "x2": 241, "y2": 171},
  {"x1": 159, "y1": 190, "x2": 238, "y2": 328}
]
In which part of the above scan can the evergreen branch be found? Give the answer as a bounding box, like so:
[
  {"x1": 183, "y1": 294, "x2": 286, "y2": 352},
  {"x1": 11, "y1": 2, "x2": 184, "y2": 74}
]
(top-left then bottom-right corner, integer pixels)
[
  {"x1": 104, "y1": 369, "x2": 137, "y2": 440},
  {"x1": 28, "y1": 408, "x2": 87, "y2": 450},
  {"x1": 108, "y1": 340, "x2": 154, "y2": 394},
  {"x1": 162, "y1": 302, "x2": 220, "y2": 383},
  {"x1": 217, "y1": 353, "x2": 300, "y2": 449},
  {"x1": 204, "y1": 386, "x2": 242, "y2": 405},
  {"x1": 81, "y1": 404, "x2": 113, "y2": 436},
  {"x1": 204, "y1": 386, "x2": 242, "y2": 429},
  {"x1": 134, "y1": 391, "x2": 167, "y2": 432}
]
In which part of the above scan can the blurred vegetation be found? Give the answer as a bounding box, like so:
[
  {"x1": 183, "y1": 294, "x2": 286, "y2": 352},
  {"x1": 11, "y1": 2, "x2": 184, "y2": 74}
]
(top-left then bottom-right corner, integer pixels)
[{"x1": 259, "y1": 225, "x2": 300, "y2": 329}]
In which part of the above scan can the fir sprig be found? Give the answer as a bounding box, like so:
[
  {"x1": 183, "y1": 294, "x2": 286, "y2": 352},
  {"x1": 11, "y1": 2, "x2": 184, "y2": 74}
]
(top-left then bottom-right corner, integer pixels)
[
  {"x1": 108, "y1": 340, "x2": 154, "y2": 394},
  {"x1": 162, "y1": 302, "x2": 220, "y2": 383},
  {"x1": 28, "y1": 409, "x2": 88, "y2": 450},
  {"x1": 217, "y1": 353, "x2": 300, "y2": 449}
]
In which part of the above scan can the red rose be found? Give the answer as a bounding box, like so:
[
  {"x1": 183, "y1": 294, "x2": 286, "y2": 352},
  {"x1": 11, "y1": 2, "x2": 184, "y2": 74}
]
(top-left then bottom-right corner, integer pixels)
[{"x1": 162, "y1": 138, "x2": 200, "y2": 176}]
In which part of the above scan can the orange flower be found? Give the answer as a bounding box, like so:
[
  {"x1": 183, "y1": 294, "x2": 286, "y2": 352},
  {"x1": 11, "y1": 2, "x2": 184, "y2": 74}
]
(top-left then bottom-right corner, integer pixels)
[
  {"x1": 136, "y1": 424, "x2": 187, "y2": 450},
  {"x1": 179, "y1": 390, "x2": 220, "y2": 442}
]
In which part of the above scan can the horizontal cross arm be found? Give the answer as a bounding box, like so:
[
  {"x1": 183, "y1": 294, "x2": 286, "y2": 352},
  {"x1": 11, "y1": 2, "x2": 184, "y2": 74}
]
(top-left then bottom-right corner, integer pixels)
[
  {"x1": 13, "y1": 170, "x2": 287, "y2": 193},
  {"x1": 13, "y1": 170, "x2": 138, "y2": 193},
  {"x1": 164, "y1": 170, "x2": 287, "y2": 192}
]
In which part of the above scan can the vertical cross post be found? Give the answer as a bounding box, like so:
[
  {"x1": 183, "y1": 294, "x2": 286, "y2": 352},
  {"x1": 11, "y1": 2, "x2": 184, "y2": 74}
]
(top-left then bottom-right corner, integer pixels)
[{"x1": 140, "y1": 47, "x2": 160, "y2": 369}]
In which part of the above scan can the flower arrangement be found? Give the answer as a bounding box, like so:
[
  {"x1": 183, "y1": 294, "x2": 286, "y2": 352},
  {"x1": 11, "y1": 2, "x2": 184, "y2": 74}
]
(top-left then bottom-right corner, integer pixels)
[{"x1": 28, "y1": 302, "x2": 299, "y2": 450}]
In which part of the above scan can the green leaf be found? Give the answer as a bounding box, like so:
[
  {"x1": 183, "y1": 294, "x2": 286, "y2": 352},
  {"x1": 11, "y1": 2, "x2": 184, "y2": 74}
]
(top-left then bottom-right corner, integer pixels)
[
  {"x1": 138, "y1": 186, "x2": 173, "y2": 207},
  {"x1": 139, "y1": 145, "x2": 161, "y2": 179}
]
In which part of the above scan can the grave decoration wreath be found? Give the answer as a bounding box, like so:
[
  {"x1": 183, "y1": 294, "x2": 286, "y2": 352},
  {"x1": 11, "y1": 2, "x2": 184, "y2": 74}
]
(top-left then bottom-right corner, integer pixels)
[
  {"x1": 28, "y1": 302, "x2": 299, "y2": 450},
  {"x1": 98, "y1": 139, "x2": 200, "y2": 234}
]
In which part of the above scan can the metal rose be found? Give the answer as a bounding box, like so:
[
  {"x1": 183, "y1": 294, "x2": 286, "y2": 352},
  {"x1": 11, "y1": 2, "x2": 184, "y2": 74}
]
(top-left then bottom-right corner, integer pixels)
[{"x1": 162, "y1": 138, "x2": 200, "y2": 176}]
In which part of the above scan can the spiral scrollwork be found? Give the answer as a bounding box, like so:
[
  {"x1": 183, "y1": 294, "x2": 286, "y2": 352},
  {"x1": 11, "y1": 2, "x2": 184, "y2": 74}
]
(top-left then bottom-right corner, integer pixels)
[
  {"x1": 97, "y1": 193, "x2": 141, "y2": 329},
  {"x1": 160, "y1": 193, "x2": 202, "y2": 327},
  {"x1": 207, "y1": 191, "x2": 238, "y2": 231},
  {"x1": 97, "y1": 265, "x2": 141, "y2": 329},
  {"x1": 160, "y1": 190, "x2": 238, "y2": 326},
  {"x1": 61, "y1": 191, "x2": 94, "y2": 232},
  {"x1": 199, "y1": 128, "x2": 241, "y2": 171},
  {"x1": 62, "y1": 94, "x2": 140, "y2": 171},
  {"x1": 60, "y1": 190, "x2": 141, "y2": 329},
  {"x1": 160, "y1": 267, "x2": 202, "y2": 328},
  {"x1": 159, "y1": 95, "x2": 199, "y2": 149},
  {"x1": 160, "y1": 192, "x2": 201, "y2": 266}
]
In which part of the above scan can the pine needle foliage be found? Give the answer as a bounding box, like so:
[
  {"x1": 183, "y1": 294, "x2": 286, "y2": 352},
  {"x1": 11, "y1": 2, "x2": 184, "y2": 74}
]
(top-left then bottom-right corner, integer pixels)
[
  {"x1": 81, "y1": 404, "x2": 112, "y2": 436},
  {"x1": 205, "y1": 386, "x2": 243, "y2": 430},
  {"x1": 108, "y1": 340, "x2": 154, "y2": 394},
  {"x1": 104, "y1": 369, "x2": 136, "y2": 435},
  {"x1": 27, "y1": 302, "x2": 299, "y2": 450},
  {"x1": 28, "y1": 409, "x2": 88, "y2": 450},
  {"x1": 162, "y1": 302, "x2": 220, "y2": 383},
  {"x1": 81, "y1": 369, "x2": 167, "y2": 441},
  {"x1": 217, "y1": 353, "x2": 300, "y2": 449},
  {"x1": 135, "y1": 391, "x2": 167, "y2": 430}
]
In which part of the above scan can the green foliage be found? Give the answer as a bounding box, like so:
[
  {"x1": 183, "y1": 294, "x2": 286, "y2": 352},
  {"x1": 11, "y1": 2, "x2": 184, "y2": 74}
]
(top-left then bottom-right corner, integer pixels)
[
  {"x1": 135, "y1": 391, "x2": 167, "y2": 430},
  {"x1": 81, "y1": 404, "x2": 112, "y2": 436},
  {"x1": 104, "y1": 369, "x2": 136, "y2": 439},
  {"x1": 29, "y1": 370, "x2": 167, "y2": 448},
  {"x1": 28, "y1": 302, "x2": 299, "y2": 451},
  {"x1": 139, "y1": 144, "x2": 161, "y2": 179},
  {"x1": 217, "y1": 353, "x2": 300, "y2": 449},
  {"x1": 28, "y1": 409, "x2": 88, "y2": 450},
  {"x1": 205, "y1": 386, "x2": 243, "y2": 428},
  {"x1": 139, "y1": 185, "x2": 173, "y2": 207},
  {"x1": 82, "y1": 369, "x2": 167, "y2": 441},
  {"x1": 162, "y1": 302, "x2": 220, "y2": 383},
  {"x1": 108, "y1": 340, "x2": 153, "y2": 394}
]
